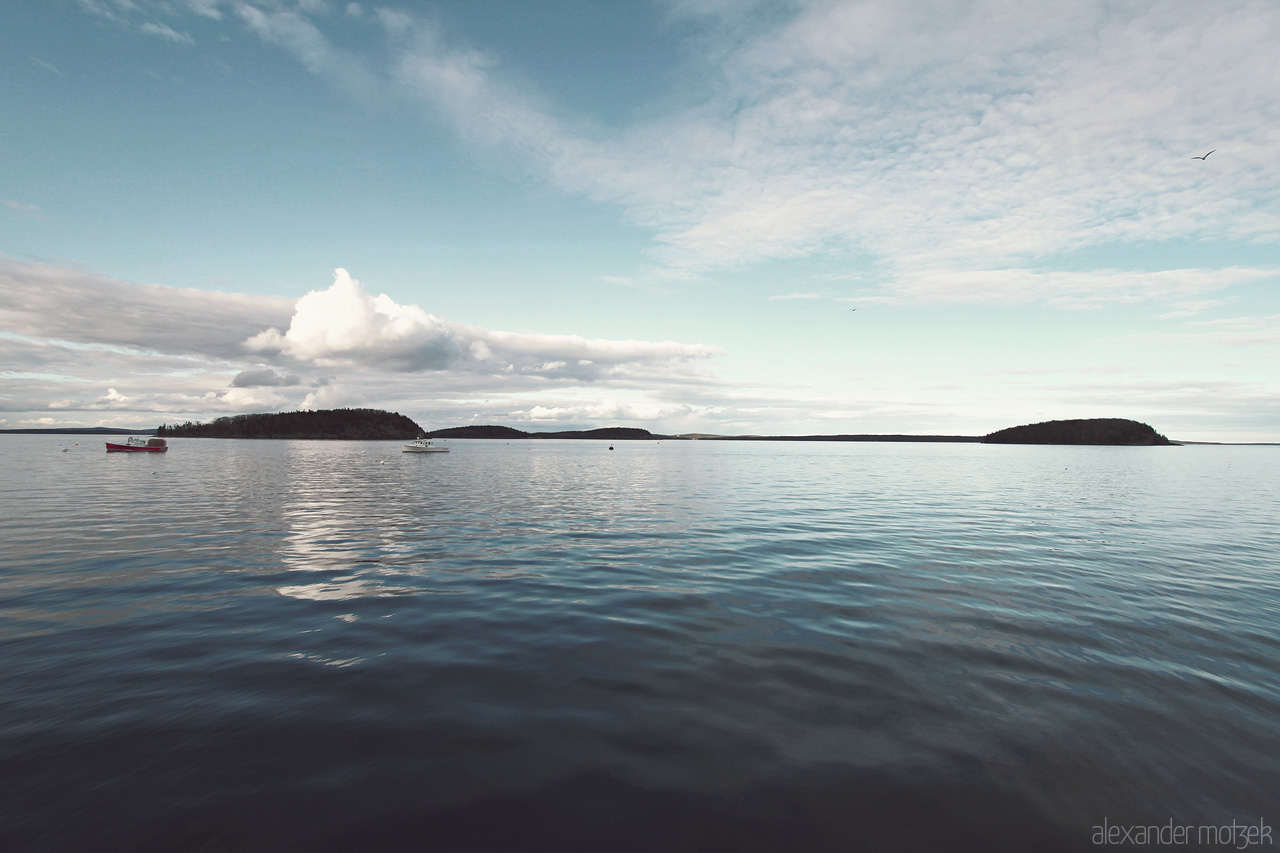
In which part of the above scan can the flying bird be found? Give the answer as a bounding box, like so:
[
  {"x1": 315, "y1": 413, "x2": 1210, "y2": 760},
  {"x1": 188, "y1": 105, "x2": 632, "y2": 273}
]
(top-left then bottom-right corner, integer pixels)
[{"x1": 1191, "y1": 150, "x2": 1216, "y2": 160}]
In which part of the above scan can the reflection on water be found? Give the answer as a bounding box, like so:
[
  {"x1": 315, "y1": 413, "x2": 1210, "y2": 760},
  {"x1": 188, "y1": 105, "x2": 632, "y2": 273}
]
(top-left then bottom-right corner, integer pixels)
[{"x1": 1, "y1": 436, "x2": 1279, "y2": 851}]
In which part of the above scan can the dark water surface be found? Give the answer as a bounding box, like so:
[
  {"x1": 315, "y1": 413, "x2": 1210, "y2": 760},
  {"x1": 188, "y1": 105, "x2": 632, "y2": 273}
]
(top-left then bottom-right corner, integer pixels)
[{"x1": 2, "y1": 436, "x2": 1278, "y2": 851}]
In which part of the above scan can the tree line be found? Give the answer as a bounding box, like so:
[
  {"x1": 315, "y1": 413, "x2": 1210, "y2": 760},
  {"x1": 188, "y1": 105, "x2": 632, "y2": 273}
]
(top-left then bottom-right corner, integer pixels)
[{"x1": 158, "y1": 408, "x2": 423, "y2": 440}]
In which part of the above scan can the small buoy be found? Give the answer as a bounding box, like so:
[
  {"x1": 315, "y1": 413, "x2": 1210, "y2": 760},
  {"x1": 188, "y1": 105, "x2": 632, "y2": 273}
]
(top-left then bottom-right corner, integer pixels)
[{"x1": 609, "y1": 444, "x2": 614, "y2": 450}]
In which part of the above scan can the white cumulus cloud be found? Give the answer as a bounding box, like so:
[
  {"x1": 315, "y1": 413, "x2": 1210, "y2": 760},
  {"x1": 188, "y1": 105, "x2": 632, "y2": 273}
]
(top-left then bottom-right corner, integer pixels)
[
  {"x1": 245, "y1": 268, "x2": 721, "y2": 379},
  {"x1": 245, "y1": 268, "x2": 461, "y2": 371}
]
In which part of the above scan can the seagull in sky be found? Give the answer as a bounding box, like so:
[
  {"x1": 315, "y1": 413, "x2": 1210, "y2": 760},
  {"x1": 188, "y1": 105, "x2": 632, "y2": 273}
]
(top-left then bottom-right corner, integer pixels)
[{"x1": 1191, "y1": 150, "x2": 1216, "y2": 160}]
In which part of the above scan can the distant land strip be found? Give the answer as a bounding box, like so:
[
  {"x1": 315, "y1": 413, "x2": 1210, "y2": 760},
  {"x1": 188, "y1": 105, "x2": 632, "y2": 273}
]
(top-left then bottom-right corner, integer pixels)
[
  {"x1": 423, "y1": 424, "x2": 980, "y2": 442},
  {"x1": 0, "y1": 427, "x2": 157, "y2": 436},
  {"x1": 9, "y1": 414, "x2": 1263, "y2": 445},
  {"x1": 427, "y1": 418, "x2": 1179, "y2": 445}
]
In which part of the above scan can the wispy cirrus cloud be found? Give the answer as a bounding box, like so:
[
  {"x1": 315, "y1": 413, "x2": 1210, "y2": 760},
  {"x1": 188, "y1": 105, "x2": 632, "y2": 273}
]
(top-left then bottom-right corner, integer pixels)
[
  {"x1": 65, "y1": 0, "x2": 1280, "y2": 308},
  {"x1": 200, "y1": 0, "x2": 1280, "y2": 308},
  {"x1": 1171, "y1": 314, "x2": 1280, "y2": 346},
  {"x1": 884, "y1": 266, "x2": 1278, "y2": 308},
  {"x1": 29, "y1": 57, "x2": 62, "y2": 75},
  {"x1": 74, "y1": 0, "x2": 198, "y2": 43},
  {"x1": 139, "y1": 21, "x2": 194, "y2": 44},
  {"x1": 1156, "y1": 300, "x2": 1231, "y2": 320},
  {"x1": 234, "y1": 3, "x2": 381, "y2": 101},
  {"x1": 2, "y1": 199, "x2": 50, "y2": 221}
]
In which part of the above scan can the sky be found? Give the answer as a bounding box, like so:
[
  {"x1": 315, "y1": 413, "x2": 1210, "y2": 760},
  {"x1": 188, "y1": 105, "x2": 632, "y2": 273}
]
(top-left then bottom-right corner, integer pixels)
[{"x1": 2, "y1": 0, "x2": 1278, "y2": 441}]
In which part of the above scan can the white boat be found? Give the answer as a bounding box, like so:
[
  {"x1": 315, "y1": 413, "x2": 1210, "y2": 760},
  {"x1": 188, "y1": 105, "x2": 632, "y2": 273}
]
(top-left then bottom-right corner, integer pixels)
[
  {"x1": 106, "y1": 436, "x2": 168, "y2": 453},
  {"x1": 401, "y1": 438, "x2": 448, "y2": 453}
]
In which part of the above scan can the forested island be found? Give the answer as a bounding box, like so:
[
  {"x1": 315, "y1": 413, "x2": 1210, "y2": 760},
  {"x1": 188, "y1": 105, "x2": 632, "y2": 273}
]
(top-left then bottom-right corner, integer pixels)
[
  {"x1": 427, "y1": 425, "x2": 665, "y2": 440},
  {"x1": 983, "y1": 418, "x2": 1176, "y2": 446},
  {"x1": 158, "y1": 408, "x2": 422, "y2": 440}
]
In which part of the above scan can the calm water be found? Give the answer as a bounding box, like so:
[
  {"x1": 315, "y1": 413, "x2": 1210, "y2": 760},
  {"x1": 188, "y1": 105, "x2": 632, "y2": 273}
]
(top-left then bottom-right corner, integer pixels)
[{"x1": 2, "y1": 436, "x2": 1278, "y2": 851}]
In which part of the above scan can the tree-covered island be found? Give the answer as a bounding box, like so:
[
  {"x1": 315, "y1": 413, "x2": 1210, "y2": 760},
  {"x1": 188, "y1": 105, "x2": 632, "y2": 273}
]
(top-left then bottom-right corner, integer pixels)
[
  {"x1": 983, "y1": 418, "x2": 1176, "y2": 445},
  {"x1": 426, "y1": 425, "x2": 664, "y2": 440},
  {"x1": 158, "y1": 408, "x2": 422, "y2": 440}
]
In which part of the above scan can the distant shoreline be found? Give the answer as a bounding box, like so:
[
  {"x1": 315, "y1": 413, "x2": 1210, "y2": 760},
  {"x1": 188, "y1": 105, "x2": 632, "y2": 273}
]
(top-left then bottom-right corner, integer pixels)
[
  {"x1": 6, "y1": 423, "x2": 1277, "y2": 446},
  {"x1": 465, "y1": 434, "x2": 985, "y2": 443},
  {"x1": 0, "y1": 428, "x2": 978, "y2": 442},
  {"x1": 421, "y1": 425, "x2": 983, "y2": 442},
  {"x1": 0, "y1": 427, "x2": 158, "y2": 436}
]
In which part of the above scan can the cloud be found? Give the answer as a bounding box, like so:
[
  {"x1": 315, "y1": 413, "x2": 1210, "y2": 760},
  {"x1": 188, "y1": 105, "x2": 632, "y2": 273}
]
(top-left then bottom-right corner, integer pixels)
[
  {"x1": 1156, "y1": 300, "x2": 1230, "y2": 320},
  {"x1": 2, "y1": 199, "x2": 49, "y2": 221},
  {"x1": 883, "y1": 266, "x2": 1278, "y2": 308},
  {"x1": 644, "y1": 0, "x2": 1280, "y2": 272},
  {"x1": 69, "y1": 1, "x2": 1280, "y2": 304},
  {"x1": 29, "y1": 57, "x2": 62, "y2": 75},
  {"x1": 74, "y1": 0, "x2": 203, "y2": 44},
  {"x1": 0, "y1": 257, "x2": 295, "y2": 360},
  {"x1": 72, "y1": 0, "x2": 138, "y2": 22},
  {"x1": 44, "y1": 385, "x2": 293, "y2": 416},
  {"x1": 76, "y1": 0, "x2": 1269, "y2": 311},
  {"x1": 301, "y1": 383, "x2": 360, "y2": 411},
  {"x1": 234, "y1": 3, "x2": 381, "y2": 102},
  {"x1": 230, "y1": 368, "x2": 301, "y2": 387},
  {"x1": 1174, "y1": 314, "x2": 1280, "y2": 346},
  {"x1": 1, "y1": 259, "x2": 724, "y2": 429},
  {"x1": 140, "y1": 21, "x2": 194, "y2": 44},
  {"x1": 245, "y1": 268, "x2": 460, "y2": 370},
  {"x1": 185, "y1": 0, "x2": 223, "y2": 19},
  {"x1": 246, "y1": 267, "x2": 722, "y2": 379},
  {"x1": 214, "y1": 0, "x2": 1280, "y2": 309},
  {"x1": 1, "y1": 260, "x2": 719, "y2": 387},
  {"x1": 519, "y1": 399, "x2": 694, "y2": 423}
]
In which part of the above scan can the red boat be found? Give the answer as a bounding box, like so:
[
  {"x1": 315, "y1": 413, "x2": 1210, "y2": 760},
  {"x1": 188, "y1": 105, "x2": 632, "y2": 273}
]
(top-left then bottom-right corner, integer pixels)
[{"x1": 105, "y1": 437, "x2": 168, "y2": 453}]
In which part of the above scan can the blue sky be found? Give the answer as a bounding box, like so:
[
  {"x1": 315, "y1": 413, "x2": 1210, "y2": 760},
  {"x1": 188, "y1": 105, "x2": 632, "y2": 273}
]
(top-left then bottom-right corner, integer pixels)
[{"x1": 2, "y1": 0, "x2": 1277, "y2": 440}]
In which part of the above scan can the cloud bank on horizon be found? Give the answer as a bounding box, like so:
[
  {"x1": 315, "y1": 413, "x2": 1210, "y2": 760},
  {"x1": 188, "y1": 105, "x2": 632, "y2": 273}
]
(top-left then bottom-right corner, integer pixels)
[
  {"x1": 2, "y1": 0, "x2": 1278, "y2": 438},
  {"x1": 1, "y1": 258, "x2": 723, "y2": 427}
]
